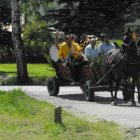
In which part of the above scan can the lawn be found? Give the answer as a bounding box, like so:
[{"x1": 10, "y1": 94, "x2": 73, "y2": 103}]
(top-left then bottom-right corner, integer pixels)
[
  {"x1": 0, "y1": 63, "x2": 55, "y2": 85},
  {"x1": 0, "y1": 89, "x2": 125, "y2": 140}
]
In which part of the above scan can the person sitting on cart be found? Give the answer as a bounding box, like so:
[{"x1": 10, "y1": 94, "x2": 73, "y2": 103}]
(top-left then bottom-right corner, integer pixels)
[
  {"x1": 97, "y1": 33, "x2": 116, "y2": 79},
  {"x1": 84, "y1": 37, "x2": 99, "y2": 62},
  {"x1": 58, "y1": 34, "x2": 83, "y2": 83},
  {"x1": 80, "y1": 33, "x2": 90, "y2": 53},
  {"x1": 84, "y1": 37, "x2": 102, "y2": 79},
  {"x1": 70, "y1": 34, "x2": 78, "y2": 43},
  {"x1": 58, "y1": 34, "x2": 82, "y2": 62},
  {"x1": 98, "y1": 33, "x2": 116, "y2": 55},
  {"x1": 55, "y1": 31, "x2": 65, "y2": 49}
]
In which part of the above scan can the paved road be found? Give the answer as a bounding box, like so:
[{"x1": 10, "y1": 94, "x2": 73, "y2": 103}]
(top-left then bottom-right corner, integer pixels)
[{"x1": 1, "y1": 86, "x2": 140, "y2": 128}]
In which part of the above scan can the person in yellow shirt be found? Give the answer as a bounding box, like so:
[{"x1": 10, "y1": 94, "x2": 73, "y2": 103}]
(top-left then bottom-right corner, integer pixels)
[
  {"x1": 58, "y1": 34, "x2": 83, "y2": 83},
  {"x1": 58, "y1": 34, "x2": 82, "y2": 62}
]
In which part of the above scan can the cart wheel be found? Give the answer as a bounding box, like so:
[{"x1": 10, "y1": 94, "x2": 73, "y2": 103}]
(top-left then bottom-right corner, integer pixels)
[
  {"x1": 84, "y1": 80, "x2": 94, "y2": 102},
  {"x1": 47, "y1": 77, "x2": 59, "y2": 96}
]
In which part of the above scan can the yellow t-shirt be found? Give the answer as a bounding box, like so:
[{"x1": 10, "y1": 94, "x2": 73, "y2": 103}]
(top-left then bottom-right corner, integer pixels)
[{"x1": 58, "y1": 41, "x2": 82, "y2": 60}]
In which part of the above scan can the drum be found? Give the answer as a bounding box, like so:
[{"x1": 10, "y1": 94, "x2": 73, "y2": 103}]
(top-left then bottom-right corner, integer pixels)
[{"x1": 49, "y1": 45, "x2": 59, "y2": 62}]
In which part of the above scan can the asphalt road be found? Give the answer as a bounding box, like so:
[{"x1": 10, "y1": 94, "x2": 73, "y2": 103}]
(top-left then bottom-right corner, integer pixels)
[{"x1": 1, "y1": 86, "x2": 140, "y2": 129}]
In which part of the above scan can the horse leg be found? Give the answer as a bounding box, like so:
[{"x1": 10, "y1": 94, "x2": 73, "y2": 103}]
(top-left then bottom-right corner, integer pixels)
[
  {"x1": 110, "y1": 83, "x2": 114, "y2": 99},
  {"x1": 114, "y1": 78, "x2": 121, "y2": 99},
  {"x1": 110, "y1": 79, "x2": 117, "y2": 106},
  {"x1": 123, "y1": 77, "x2": 130, "y2": 102},
  {"x1": 131, "y1": 77, "x2": 136, "y2": 106},
  {"x1": 109, "y1": 79, "x2": 114, "y2": 102},
  {"x1": 136, "y1": 76, "x2": 140, "y2": 103},
  {"x1": 112, "y1": 78, "x2": 122, "y2": 105}
]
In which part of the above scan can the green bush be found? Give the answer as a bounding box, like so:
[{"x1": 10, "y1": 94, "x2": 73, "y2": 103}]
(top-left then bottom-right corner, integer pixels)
[{"x1": 22, "y1": 20, "x2": 51, "y2": 63}]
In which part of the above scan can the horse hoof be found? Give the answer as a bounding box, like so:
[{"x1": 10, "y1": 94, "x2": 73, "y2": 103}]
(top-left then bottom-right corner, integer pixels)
[
  {"x1": 131, "y1": 102, "x2": 136, "y2": 106},
  {"x1": 111, "y1": 101, "x2": 117, "y2": 106}
]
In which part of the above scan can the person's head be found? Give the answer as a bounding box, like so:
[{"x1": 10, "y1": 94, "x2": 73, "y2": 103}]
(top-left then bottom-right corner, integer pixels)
[
  {"x1": 70, "y1": 34, "x2": 78, "y2": 42},
  {"x1": 65, "y1": 35, "x2": 72, "y2": 47},
  {"x1": 101, "y1": 33, "x2": 110, "y2": 43},
  {"x1": 132, "y1": 31, "x2": 137, "y2": 42},
  {"x1": 80, "y1": 33, "x2": 87, "y2": 41},
  {"x1": 90, "y1": 38, "x2": 97, "y2": 48}
]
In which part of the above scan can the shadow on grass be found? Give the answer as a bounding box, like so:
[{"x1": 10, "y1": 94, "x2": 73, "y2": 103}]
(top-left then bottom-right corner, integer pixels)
[
  {"x1": 0, "y1": 71, "x2": 16, "y2": 77},
  {"x1": 0, "y1": 75, "x2": 48, "y2": 86}
]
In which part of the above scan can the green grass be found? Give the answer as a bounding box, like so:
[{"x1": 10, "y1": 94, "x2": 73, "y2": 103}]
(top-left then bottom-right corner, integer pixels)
[
  {"x1": 0, "y1": 90, "x2": 125, "y2": 140},
  {"x1": 0, "y1": 63, "x2": 55, "y2": 77},
  {"x1": 0, "y1": 63, "x2": 55, "y2": 85}
]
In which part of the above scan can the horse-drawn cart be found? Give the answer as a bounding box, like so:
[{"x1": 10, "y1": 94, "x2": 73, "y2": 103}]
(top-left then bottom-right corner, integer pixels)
[
  {"x1": 47, "y1": 29, "x2": 140, "y2": 105},
  {"x1": 47, "y1": 43, "x2": 121, "y2": 102},
  {"x1": 47, "y1": 44, "x2": 135, "y2": 104},
  {"x1": 47, "y1": 44, "x2": 97, "y2": 101}
]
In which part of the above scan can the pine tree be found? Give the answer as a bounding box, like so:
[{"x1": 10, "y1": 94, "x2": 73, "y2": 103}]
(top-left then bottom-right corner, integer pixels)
[{"x1": 47, "y1": 0, "x2": 140, "y2": 37}]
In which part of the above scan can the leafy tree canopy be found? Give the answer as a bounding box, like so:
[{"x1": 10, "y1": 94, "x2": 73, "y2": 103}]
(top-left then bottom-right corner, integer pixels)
[
  {"x1": 46, "y1": 0, "x2": 140, "y2": 36},
  {"x1": 0, "y1": 0, "x2": 11, "y2": 29}
]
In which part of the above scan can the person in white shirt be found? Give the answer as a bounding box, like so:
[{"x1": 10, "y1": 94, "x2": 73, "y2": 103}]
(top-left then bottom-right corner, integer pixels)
[
  {"x1": 98, "y1": 33, "x2": 116, "y2": 55},
  {"x1": 84, "y1": 37, "x2": 99, "y2": 62}
]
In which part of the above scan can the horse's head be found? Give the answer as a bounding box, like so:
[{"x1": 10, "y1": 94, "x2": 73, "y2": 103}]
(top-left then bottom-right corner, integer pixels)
[
  {"x1": 122, "y1": 29, "x2": 135, "y2": 46},
  {"x1": 122, "y1": 28, "x2": 140, "y2": 57}
]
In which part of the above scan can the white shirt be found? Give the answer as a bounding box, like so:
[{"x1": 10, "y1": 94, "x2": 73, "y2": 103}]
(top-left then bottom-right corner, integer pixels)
[{"x1": 85, "y1": 44, "x2": 99, "y2": 59}]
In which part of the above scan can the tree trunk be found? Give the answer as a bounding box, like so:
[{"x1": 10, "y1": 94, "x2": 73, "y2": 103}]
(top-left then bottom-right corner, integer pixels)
[{"x1": 11, "y1": 0, "x2": 29, "y2": 84}]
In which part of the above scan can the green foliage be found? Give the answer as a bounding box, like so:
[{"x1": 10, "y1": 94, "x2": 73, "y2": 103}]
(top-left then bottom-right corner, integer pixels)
[
  {"x1": 48, "y1": 0, "x2": 140, "y2": 36},
  {"x1": 21, "y1": 0, "x2": 54, "y2": 20},
  {"x1": 22, "y1": 20, "x2": 50, "y2": 58},
  {"x1": 0, "y1": 0, "x2": 11, "y2": 28}
]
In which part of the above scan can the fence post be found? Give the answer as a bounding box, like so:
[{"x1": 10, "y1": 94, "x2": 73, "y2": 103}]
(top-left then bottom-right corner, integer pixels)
[{"x1": 54, "y1": 106, "x2": 62, "y2": 124}]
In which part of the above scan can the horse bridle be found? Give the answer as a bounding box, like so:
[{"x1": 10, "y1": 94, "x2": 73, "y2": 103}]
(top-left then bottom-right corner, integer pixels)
[
  {"x1": 122, "y1": 34, "x2": 140, "y2": 64},
  {"x1": 122, "y1": 35, "x2": 133, "y2": 48}
]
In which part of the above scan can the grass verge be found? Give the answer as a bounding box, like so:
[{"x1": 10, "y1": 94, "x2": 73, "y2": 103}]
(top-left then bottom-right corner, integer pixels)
[
  {"x1": 0, "y1": 89, "x2": 125, "y2": 140},
  {"x1": 0, "y1": 64, "x2": 55, "y2": 85}
]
